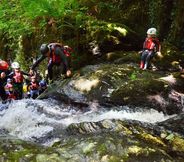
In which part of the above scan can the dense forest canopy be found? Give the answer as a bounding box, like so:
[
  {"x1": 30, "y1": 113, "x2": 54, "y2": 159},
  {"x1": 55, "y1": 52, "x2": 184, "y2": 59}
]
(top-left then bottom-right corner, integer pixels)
[{"x1": 0, "y1": 0, "x2": 184, "y2": 70}]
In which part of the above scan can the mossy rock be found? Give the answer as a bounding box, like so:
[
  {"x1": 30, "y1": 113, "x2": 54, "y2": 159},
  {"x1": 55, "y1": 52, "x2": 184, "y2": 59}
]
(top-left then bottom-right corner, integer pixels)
[
  {"x1": 99, "y1": 51, "x2": 140, "y2": 63},
  {"x1": 110, "y1": 78, "x2": 167, "y2": 106},
  {"x1": 0, "y1": 137, "x2": 53, "y2": 161},
  {"x1": 155, "y1": 42, "x2": 184, "y2": 71},
  {"x1": 59, "y1": 119, "x2": 184, "y2": 161},
  {"x1": 41, "y1": 52, "x2": 184, "y2": 114}
]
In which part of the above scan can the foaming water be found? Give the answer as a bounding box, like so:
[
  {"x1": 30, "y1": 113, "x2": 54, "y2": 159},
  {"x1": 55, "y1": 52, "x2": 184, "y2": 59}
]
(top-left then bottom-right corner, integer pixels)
[
  {"x1": 62, "y1": 109, "x2": 174, "y2": 126},
  {"x1": 0, "y1": 99, "x2": 175, "y2": 144}
]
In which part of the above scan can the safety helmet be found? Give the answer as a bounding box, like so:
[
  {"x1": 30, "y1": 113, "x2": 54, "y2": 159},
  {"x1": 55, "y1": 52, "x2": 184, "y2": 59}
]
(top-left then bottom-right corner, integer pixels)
[
  {"x1": 7, "y1": 78, "x2": 12, "y2": 83},
  {"x1": 11, "y1": 62, "x2": 20, "y2": 69},
  {"x1": 39, "y1": 80, "x2": 47, "y2": 87},
  {"x1": 147, "y1": 28, "x2": 157, "y2": 35},
  {"x1": 64, "y1": 45, "x2": 69, "y2": 49},
  {"x1": 40, "y1": 44, "x2": 49, "y2": 55}
]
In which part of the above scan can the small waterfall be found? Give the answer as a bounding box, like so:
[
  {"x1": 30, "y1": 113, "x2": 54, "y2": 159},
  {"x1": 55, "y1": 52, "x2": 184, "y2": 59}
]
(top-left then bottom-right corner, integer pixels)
[
  {"x1": 0, "y1": 99, "x2": 175, "y2": 145},
  {"x1": 62, "y1": 108, "x2": 175, "y2": 126}
]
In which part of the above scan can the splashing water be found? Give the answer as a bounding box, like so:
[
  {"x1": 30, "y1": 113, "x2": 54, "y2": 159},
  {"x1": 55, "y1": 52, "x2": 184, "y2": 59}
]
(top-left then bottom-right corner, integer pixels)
[
  {"x1": 0, "y1": 99, "x2": 175, "y2": 145},
  {"x1": 62, "y1": 108, "x2": 175, "y2": 126}
]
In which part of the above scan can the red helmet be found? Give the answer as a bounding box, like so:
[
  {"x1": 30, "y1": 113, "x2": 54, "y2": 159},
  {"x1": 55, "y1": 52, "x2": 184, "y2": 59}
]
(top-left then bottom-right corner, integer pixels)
[{"x1": 0, "y1": 60, "x2": 9, "y2": 70}]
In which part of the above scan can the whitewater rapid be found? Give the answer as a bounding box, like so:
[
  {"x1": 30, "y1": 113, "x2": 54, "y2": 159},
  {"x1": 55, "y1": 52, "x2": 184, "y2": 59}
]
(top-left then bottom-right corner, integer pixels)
[{"x1": 0, "y1": 99, "x2": 175, "y2": 145}]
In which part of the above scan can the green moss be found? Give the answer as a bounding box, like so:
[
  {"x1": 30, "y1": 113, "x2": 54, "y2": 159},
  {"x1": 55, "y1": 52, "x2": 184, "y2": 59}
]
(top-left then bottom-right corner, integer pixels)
[
  {"x1": 114, "y1": 121, "x2": 132, "y2": 135},
  {"x1": 82, "y1": 142, "x2": 96, "y2": 155},
  {"x1": 140, "y1": 133, "x2": 166, "y2": 147},
  {"x1": 111, "y1": 78, "x2": 166, "y2": 104},
  {"x1": 97, "y1": 143, "x2": 107, "y2": 156},
  {"x1": 109, "y1": 155, "x2": 122, "y2": 162},
  {"x1": 170, "y1": 136, "x2": 184, "y2": 152},
  {"x1": 36, "y1": 153, "x2": 62, "y2": 162},
  {"x1": 128, "y1": 145, "x2": 156, "y2": 156}
]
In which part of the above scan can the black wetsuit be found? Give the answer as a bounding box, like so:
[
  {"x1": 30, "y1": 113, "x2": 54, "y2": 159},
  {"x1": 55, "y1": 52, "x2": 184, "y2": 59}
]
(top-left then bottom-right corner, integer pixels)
[
  {"x1": 31, "y1": 44, "x2": 70, "y2": 80},
  {"x1": 0, "y1": 77, "x2": 7, "y2": 101}
]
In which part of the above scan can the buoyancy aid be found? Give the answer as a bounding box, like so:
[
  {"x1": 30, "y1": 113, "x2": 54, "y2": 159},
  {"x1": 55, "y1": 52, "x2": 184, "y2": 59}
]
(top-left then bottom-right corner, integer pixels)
[
  {"x1": 30, "y1": 82, "x2": 39, "y2": 90},
  {"x1": 48, "y1": 43, "x2": 62, "y2": 64},
  {"x1": 152, "y1": 38, "x2": 161, "y2": 52},
  {"x1": 63, "y1": 46, "x2": 72, "y2": 57},
  {"x1": 143, "y1": 37, "x2": 155, "y2": 50},
  {"x1": 4, "y1": 83, "x2": 16, "y2": 99},
  {"x1": 5, "y1": 83, "x2": 14, "y2": 92},
  {"x1": 13, "y1": 71, "x2": 24, "y2": 83},
  {"x1": 0, "y1": 60, "x2": 9, "y2": 71},
  {"x1": 48, "y1": 43, "x2": 71, "y2": 64},
  {"x1": 143, "y1": 37, "x2": 160, "y2": 52}
]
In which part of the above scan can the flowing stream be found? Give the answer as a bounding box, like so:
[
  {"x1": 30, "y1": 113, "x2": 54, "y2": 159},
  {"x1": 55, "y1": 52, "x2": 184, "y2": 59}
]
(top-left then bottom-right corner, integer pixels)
[{"x1": 0, "y1": 99, "x2": 175, "y2": 146}]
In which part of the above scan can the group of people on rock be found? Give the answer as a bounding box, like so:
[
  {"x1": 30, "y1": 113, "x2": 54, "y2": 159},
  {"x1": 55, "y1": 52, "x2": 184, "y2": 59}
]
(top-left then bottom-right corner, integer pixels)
[
  {"x1": 0, "y1": 27, "x2": 162, "y2": 103},
  {"x1": 0, "y1": 43, "x2": 73, "y2": 103},
  {"x1": 0, "y1": 61, "x2": 47, "y2": 102}
]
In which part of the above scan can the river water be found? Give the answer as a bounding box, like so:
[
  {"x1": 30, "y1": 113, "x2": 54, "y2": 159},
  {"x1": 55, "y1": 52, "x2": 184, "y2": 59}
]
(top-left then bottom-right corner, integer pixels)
[{"x1": 0, "y1": 99, "x2": 175, "y2": 146}]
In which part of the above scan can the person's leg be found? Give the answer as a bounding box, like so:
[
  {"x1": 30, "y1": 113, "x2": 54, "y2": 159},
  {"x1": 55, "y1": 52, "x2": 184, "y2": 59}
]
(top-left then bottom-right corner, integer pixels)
[
  {"x1": 30, "y1": 90, "x2": 38, "y2": 99},
  {"x1": 30, "y1": 90, "x2": 34, "y2": 98},
  {"x1": 13, "y1": 84, "x2": 19, "y2": 99},
  {"x1": 13, "y1": 83, "x2": 23, "y2": 99},
  {"x1": 144, "y1": 51, "x2": 154, "y2": 69},
  {"x1": 17, "y1": 84, "x2": 23, "y2": 99},
  {"x1": 62, "y1": 63, "x2": 67, "y2": 75},
  {"x1": 59, "y1": 56, "x2": 71, "y2": 75},
  {"x1": 140, "y1": 50, "x2": 148, "y2": 69},
  {"x1": 47, "y1": 61, "x2": 53, "y2": 81},
  {"x1": 0, "y1": 87, "x2": 7, "y2": 101}
]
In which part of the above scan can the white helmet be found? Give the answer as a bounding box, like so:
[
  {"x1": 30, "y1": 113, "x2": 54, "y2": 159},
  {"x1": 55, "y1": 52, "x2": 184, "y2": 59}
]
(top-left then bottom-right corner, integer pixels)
[
  {"x1": 64, "y1": 45, "x2": 69, "y2": 49},
  {"x1": 147, "y1": 28, "x2": 157, "y2": 35},
  {"x1": 11, "y1": 62, "x2": 20, "y2": 69}
]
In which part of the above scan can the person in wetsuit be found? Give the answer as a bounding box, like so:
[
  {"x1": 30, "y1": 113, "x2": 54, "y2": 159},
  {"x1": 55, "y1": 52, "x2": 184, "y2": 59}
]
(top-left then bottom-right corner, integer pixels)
[
  {"x1": 140, "y1": 28, "x2": 162, "y2": 70},
  {"x1": 30, "y1": 43, "x2": 72, "y2": 83}
]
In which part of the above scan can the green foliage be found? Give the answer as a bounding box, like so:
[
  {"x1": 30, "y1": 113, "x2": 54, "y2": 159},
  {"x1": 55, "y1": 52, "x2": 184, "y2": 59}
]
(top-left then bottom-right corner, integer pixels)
[
  {"x1": 85, "y1": 18, "x2": 129, "y2": 43},
  {"x1": 148, "y1": 0, "x2": 162, "y2": 28},
  {"x1": 0, "y1": 0, "x2": 84, "y2": 70},
  {"x1": 0, "y1": 0, "x2": 183, "y2": 71},
  {"x1": 0, "y1": 0, "x2": 81, "y2": 37},
  {"x1": 130, "y1": 72, "x2": 137, "y2": 81},
  {"x1": 0, "y1": 1, "x2": 32, "y2": 36},
  {"x1": 167, "y1": 0, "x2": 184, "y2": 49},
  {"x1": 20, "y1": 0, "x2": 80, "y2": 19}
]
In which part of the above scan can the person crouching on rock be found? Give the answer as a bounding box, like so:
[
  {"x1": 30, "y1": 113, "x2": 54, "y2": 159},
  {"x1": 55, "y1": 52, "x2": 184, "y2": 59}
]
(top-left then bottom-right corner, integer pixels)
[
  {"x1": 30, "y1": 43, "x2": 72, "y2": 84},
  {"x1": 140, "y1": 28, "x2": 162, "y2": 70}
]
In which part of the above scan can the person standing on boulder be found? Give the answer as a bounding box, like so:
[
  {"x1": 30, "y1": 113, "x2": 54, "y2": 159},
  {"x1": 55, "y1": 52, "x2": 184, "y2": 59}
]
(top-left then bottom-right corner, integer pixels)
[
  {"x1": 30, "y1": 43, "x2": 72, "y2": 83},
  {"x1": 140, "y1": 28, "x2": 162, "y2": 70}
]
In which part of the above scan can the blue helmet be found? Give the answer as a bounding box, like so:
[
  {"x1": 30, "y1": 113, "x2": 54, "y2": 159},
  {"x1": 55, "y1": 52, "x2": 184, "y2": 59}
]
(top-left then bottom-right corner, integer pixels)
[
  {"x1": 7, "y1": 78, "x2": 12, "y2": 83},
  {"x1": 39, "y1": 80, "x2": 47, "y2": 87}
]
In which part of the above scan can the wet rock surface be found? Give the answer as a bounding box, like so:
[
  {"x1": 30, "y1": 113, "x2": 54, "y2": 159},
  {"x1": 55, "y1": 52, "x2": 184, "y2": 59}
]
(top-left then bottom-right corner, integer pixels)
[
  {"x1": 1, "y1": 50, "x2": 184, "y2": 161},
  {"x1": 40, "y1": 52, "x2": 184, "y2": 115},
  {"x1": 1, "y1": 119, "x2": 184, "y2": 161}
]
